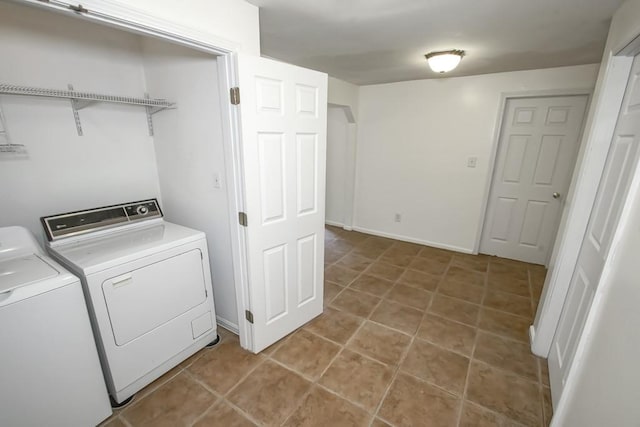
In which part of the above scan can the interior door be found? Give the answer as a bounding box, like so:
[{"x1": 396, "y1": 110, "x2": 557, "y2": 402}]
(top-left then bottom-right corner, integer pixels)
[
  {"x1": 480, "y1": 96, "x2": 588, "y2": 265},
  {"x1": 237, "y1": 54, "x2": 327, "y2": 353},
  {"x1": 548, "y1": 55, "x2": 640, "y2": 406}
]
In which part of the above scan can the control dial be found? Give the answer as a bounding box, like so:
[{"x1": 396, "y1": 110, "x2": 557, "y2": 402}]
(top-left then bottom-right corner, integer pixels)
[{"x1": 136, "y1": 205, "x2": 149, "y2": 216}]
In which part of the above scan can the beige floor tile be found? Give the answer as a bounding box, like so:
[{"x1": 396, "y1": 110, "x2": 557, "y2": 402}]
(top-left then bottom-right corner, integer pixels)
[
  {"x1": 272, "y1": 329, "x2": 341, "y2": 380},
  {"x1": 474, "y1": 332, "x2": 538, "y2": 382},
  {"x1": 484, "y1": 289, "x2": 532, "y2": 319},
  {"x1": 487, "y1": 275, "x2": 531, "y2": 298},
  {"x1": 349, "y1": 274, "x2": 394, "y2": 297},
  {"x1": 122, "y1": 372, "x2": 215, "y2": 427},
  {"x1": 227, "y1": 361, "x2": 311, "y2": 427},
  {"x1": 347, "y1": 322, "x2": 411, "y2": 366},
  {"x1": 370, "y1": 300, "x2": 423, "y2": 335},
  {"x1": 365, "y1": 261, "x2": 405, "y2": 281},
  {"x1": 390, "y1": 241, "x2": 424, "y2": 255},
  {"x1": 359, "y1": 236, "x2": 395, "y2": 250},
  {"x1": 542, "y1": 386, "x2": 553, "y2": 426},
  {"x1": 336, "y1": 253, "x2": 374, "y2": 272},
  {"x1": 304, "y1": 307, "x2": 363, "y2": 344},
  {"x1": 429, "y1": 294, "x2": 480, "y2": 326},
  {"x1": 445, "y1": 266, "x2": 486, "y2": 287},
  {"x1": 490, "y1": 262, "x2": 529, "y2": 281},
  {"x1": 319, "y1": 349, "x2": 394, "y2": 412},
  {"x1": 194, "y1": 400, "x2": 255, "y2": 427},
  {"x1": 136, "y1": 364, "x2": 184, "y2": 400},
  {"x1": 379, "y1": 251, "x2": 415, "y2": 267},
  {"x1": 417, "y1": 313, "x2": 477, "y2": 356},
  {"x1": 187, "y1": 340, "x2": 264, "y2": 395},
  {"x1": 385, "y1": 283, "x2": 432, "y2": 310},
  {"x1": 379, "y1": 373, "x2": 460, "y2": 427},
  {"x1": 325, "y1": 265, "x2": 360, "y2": 286},
  {"x1": 417, "y1": 246, "x2": 454, "y2": 264},
  {"x1": 352, "y1": 244, "x2": 387, "y2": 260},
  {"x1": 371, "y1": 418, "x2": 392, "y2": 427},
  {"x1": 331, "y1": 288, "x2": 381, "y2": 318},
  {"x1": 466, "y1": 361, "x2": 541, "y2": 426},
  {"x1": 460, "y1": 401, "x2": 524, "y2": 427},
  {"x1": 539, "y1": 358, "x2": 550, "y2": 387},
  {"x1": 401, "y1": 338, "x2": 470, "y2": 395},
  {"x1": 323, "y1": 281, "x2": 344, "y2": 306},
  {"x1": 398, "y1": 268, "x2": 441, "y2": 291},
  {"x1": 283, "y1": 386, "x2": 370, "y2": 427},
  {"x1": 438, "y1": 277, "x2": 485, "y2": 304},
  {"x1": 451, "y1": 254, "x2": 489, "y2": 273},
  {"x1": 478, "y1": 308, "x2": 531, "y2": 343},
  {"x1": 409, "y1": 257, "x2": 449, "y2": 275}
]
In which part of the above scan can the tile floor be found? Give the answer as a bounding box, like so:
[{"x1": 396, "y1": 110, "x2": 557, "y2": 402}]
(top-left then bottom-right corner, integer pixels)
[{"x1": 101, "y1": 226, "x2": 552, "y2": 427}]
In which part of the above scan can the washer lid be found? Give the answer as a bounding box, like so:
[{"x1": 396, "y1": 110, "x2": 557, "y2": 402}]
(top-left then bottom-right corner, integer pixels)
[{"x1": 0, "y1": 254, "x2": 59, "y2": 294}]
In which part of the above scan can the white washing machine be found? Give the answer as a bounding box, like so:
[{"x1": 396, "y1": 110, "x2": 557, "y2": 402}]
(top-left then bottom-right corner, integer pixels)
[
  {"x1": 42, "y1": 199, "x2": 218, "y2": 405},
  {"x1": 0, "y1": 226, "x2": 111, "y2": 427}
]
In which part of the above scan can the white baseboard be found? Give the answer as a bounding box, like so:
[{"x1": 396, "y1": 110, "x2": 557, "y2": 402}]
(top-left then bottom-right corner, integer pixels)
[
  {"x1": 216, "y1": 316, "x2": 239, "y2": 335},
  {"x1": 325, "y1": 220, "x2": 345, "y2": 228},
  {"x1": 351, "y1": 226, "x2": 474, "y2": 254},
  {"x1": 324, "y1": 220, "x2": 354, "y2": 231}
]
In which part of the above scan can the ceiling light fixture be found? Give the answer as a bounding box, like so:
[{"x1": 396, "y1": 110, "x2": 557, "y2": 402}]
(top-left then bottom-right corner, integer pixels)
[{"x1": 425, "y1": 49, "x2": 465, "y2": 73}]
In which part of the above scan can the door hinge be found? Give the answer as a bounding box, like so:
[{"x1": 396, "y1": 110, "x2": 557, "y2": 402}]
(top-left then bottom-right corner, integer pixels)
[
  {"x1": 68, "y1": 4, "x2": 89, "y2": 13},
  {"x1": 245, "y1": 310, "x2": 254, "y2": 324},
  {"x1": 239, "y1": 211, "x2": 248, "y2": 227},
  {"x1": 230, "y1": 87, "x2": 240, "y2": 105}
]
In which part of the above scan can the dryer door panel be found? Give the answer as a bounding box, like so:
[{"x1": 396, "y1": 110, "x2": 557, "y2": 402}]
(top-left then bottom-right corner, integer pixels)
[{"x1": 102, "y1": 249, "x2": 206, "y2": 346}]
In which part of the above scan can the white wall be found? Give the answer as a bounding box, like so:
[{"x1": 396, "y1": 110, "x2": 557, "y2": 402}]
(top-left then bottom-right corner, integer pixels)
[
  {"x1": 141, "y1": 39, "x2": 239, "y2": 329},
  {"x1": 48, "y1": 0, "x2": 261, "y2": 55},
  {"x1": 354, "y1": 64, "x2": 599, "y2": 252},
  {"x1": 0, "y1": 1, "x2": 160, "y2": 241},
  {"x1": 328, "y1": 76, "x2": 359, "y2": 119},
  {"x1": 326, "y1": 107, "x2": 349, "y2": 226},
  {"x1": 549, "y1": 0, "x2": 640, "y2": 424}
]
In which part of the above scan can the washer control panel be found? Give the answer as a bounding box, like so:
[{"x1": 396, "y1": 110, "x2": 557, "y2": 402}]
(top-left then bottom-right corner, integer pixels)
[{"x1": 41, "y1": 199, "x2": 163, "y2": 241}]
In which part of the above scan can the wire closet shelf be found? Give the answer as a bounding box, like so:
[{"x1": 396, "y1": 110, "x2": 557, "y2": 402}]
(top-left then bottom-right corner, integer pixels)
[{"x1": 0, "y1": 83, "x2": 177, "y2": 136}]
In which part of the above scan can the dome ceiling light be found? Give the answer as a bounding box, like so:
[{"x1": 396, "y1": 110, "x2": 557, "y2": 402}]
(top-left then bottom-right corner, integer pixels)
[{"x1": 425, "y1": 49, "x2": 466, "y2": 73}]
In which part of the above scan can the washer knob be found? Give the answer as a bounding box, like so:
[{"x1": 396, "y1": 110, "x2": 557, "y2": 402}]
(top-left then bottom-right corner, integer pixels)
[{"x1": 136, "y1": 205, "x2": 149, "y2": 215}]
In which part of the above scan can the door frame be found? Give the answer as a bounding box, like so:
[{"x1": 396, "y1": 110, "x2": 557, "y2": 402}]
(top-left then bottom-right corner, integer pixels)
[
  {"x1": 326, "y1": 103, "x2": 358, "y2": 230},
  {"x1": 531, "y1": 43, "x2": 640, "y2": 358},
  {"x1": 18, "y1": 0, "x2": 254, "y2": 349},
  {"x1": 474, "y1": 89, "x2": 593, "y2": 262}
]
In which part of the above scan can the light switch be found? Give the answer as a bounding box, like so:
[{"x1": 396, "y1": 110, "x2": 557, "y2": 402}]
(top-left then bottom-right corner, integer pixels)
[
  {"x1": 467, "y1": 156, "x2": 478, "y2": 168},
  {"x1": 213, "y1": 172, "x2": 222, "y2": 188}
]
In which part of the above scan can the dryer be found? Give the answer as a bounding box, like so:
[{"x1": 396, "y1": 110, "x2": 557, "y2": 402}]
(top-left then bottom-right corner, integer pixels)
[{"x1": 42, "y1": 199, "x2": 219, "y2": 405}]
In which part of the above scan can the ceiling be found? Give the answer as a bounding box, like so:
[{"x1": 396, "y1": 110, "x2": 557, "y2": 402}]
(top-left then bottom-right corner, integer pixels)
[{"x1": 247, "y1": 0, "x2": 623, "y2": 85}]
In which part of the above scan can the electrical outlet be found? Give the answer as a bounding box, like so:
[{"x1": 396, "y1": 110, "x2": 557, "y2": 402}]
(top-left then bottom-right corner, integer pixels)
[
  {"x1": 467, "y1": 156, "x2": 478, "y2": 168},
  {"x1": 213, "y1": 172, "x2": 222, "y2": 188},
  {"x1": 394, "y1": 213, "x2": 402, "y2": 222}
]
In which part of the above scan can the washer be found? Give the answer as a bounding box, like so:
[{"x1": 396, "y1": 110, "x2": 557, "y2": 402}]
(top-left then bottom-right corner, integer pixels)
[
  {"x1": 42, "y1": 199, "x2": 218, "y2": 405},
  {"x1": 0, "y1": 226, "x2": 111, "y2": 427}
]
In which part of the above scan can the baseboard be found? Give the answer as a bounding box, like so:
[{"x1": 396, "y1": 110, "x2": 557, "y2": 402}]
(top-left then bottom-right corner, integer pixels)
[
  {"x1": 216, "y1": 316, "x2": 239, "y2": 335},
  {"x1": 325, "y1": 220, "x2": 345, "y2": 228},
  {"x1": 351, "y1": 226, "x2": 474, "y2": 254}
]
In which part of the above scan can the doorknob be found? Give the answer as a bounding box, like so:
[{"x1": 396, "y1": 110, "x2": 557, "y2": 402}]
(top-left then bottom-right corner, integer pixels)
[{"x1": 553, "y1": 192, "x2": 561, "y2": 199}]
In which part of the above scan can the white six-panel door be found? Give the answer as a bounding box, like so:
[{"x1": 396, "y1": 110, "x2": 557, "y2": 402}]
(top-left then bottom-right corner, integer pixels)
[
  {"x1": 481, "y1": 96, "x2": 588, "y2": 265},
  {"x1": 237, "y1": 54, "x2": 327, "y2": 353},
  {"x1": 548, "y1": 56, "x2": 640, "y2": 405}
]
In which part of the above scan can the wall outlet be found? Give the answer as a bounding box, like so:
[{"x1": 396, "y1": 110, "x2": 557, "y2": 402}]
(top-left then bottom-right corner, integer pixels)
[
  {"x1": 467, "y1": 156, "x2": 478, "y2": 168},
  {"x1": 213, "y1": 172, "x2": 222, "y2": 188},
  {"x1": 394, "y1": 213, "x2": 402, "y2": 222}
]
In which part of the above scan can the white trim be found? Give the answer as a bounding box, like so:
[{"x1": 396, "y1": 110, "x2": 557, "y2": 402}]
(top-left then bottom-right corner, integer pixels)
[
  {"x1": 551, "y1": 120, "x2": 640, "y2": 426},
  {"x1": 216, "y1": 316, "x2": 240, "y2": 335},
  {"x1": 531, "y1": 56, "x2": 634, "y2": 358},
  {"x1": 474, "y1": 88, "x2": 593, "y2": 258},
  {"x1": 17, "y1": 0, "x2": 253, "y2": 350},
  {"x1": 352, "y1": 226, "x2": 473, "y2": 254},
  {"x1": 325, "y1": 220, "x2": 345, "y2": 228}
]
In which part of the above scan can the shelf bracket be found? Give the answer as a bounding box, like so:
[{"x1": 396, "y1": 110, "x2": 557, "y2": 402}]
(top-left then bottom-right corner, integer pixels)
[
  {"x1": 67, "y1": 84, "x2": 83, "y2": 136},
  {"x1": 144, "y1": 93, "x2": 154, "y2": 136}
]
